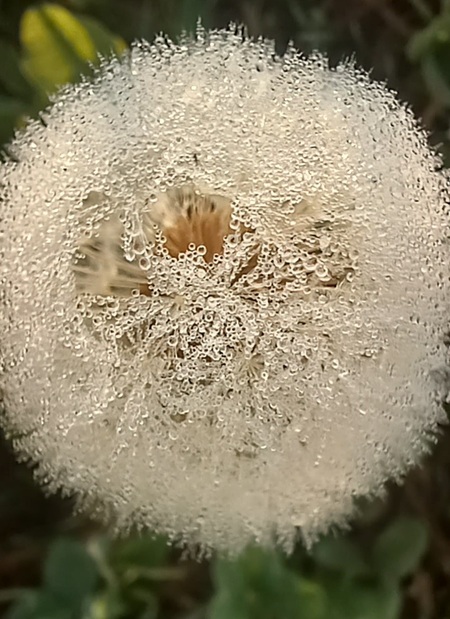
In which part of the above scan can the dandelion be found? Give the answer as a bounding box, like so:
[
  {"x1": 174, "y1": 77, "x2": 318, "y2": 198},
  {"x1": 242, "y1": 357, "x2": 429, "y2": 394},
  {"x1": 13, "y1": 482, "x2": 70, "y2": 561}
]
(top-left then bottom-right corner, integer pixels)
[{"x1": 0, "y1": 26, "x2": 448, "y2": 554}]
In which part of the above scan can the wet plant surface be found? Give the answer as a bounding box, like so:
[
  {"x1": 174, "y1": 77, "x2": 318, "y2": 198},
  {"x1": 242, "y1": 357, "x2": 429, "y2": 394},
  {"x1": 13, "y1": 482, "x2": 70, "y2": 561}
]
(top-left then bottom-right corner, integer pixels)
[{"x1": 1, "y1": 1, "x2": 450, "y2": 617}]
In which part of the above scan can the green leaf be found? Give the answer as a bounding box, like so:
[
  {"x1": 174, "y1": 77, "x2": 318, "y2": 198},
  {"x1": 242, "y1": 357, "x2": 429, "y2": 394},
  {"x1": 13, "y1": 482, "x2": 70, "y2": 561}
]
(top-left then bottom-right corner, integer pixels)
[
  {"x1": 371, "y1": 517, "x2": 428, "y2": 581},
  {"x1": 407, "y1": 13, "x2": 450, "y2": 61},
  {"x1": 311, "y1": 535, "x2": 368, "y2": 577},
  {"x1": 296, "y1": 577, "x2": 328, "y2": 619},
  {"x1": 88, "y1": 589, "x2": 127, "y2": 619},
  {"x1": 6, "y1": 591, "x2": 72, "y2": 619},
  {"x1": 111, "y1": 533, "x2": 170, "y2": 573},
  {"x1": 43, "y1": 537, "x2": 98, "y2": 607},
  {"x1": 20, "y1": 3, "x2": 126, "y2": 95},
  {"x1": 211, "y1": 546, "x2": 327, "y2": 619},
  {"x1": 325, "y1": 579, "x2": 401, "y2": 619},
  {"x1": 209, "y1": 593, "x2": 248, "y2": 619}
]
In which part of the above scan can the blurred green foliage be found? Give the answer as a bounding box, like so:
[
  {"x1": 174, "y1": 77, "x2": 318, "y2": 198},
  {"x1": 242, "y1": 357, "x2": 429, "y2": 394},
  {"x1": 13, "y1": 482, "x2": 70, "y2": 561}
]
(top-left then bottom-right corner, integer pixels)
[
  {"x1": 5, "y1": 517, "x2": 429, "y2": 619},
  {"x1": 0, "y1": 2, "x2": 124, "y2": 144},
  {"x1": 0, "y1": 0, "x2": 449, "y2": 618},
  {"x1": 20, "y1": 4, "x2": 125, "y2": 94},
  {"x1": 407, "y1": 0, "x2": 450, "y2": 107}
]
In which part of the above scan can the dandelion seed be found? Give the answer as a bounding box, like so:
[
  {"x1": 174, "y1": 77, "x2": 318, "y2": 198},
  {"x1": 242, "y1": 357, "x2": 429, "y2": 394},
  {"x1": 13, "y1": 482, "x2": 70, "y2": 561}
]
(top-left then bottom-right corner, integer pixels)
[{"x1": 0, "y1": 27, "x2": 449, "y2": 554}]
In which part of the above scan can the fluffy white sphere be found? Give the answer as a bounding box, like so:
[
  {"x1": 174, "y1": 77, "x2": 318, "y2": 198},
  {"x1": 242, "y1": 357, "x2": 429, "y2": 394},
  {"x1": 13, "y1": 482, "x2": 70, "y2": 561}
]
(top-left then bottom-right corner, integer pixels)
[{"x1": 0, "y1": 27, "x2": 448, "y2": 553}]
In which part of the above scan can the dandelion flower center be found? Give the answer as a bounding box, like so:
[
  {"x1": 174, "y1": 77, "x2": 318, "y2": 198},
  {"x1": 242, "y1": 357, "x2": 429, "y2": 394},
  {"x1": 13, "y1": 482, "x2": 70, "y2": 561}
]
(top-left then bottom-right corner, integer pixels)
[{"x1": 155, "y1": 186, "x2": 233, "y2": 263}]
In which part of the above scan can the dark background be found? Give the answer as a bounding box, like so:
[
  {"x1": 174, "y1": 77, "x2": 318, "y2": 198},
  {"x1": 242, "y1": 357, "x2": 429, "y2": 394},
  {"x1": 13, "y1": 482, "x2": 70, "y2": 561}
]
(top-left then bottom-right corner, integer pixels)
[{"x1": 1, "y1": 1, "x2": 450, "y2": 618}]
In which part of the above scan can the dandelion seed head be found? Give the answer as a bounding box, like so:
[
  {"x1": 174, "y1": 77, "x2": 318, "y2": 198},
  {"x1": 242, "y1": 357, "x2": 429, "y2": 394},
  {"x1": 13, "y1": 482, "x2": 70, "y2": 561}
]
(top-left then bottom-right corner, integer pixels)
[{"x1": 0, "y1": 27, "x2": 449, "y2": 553}]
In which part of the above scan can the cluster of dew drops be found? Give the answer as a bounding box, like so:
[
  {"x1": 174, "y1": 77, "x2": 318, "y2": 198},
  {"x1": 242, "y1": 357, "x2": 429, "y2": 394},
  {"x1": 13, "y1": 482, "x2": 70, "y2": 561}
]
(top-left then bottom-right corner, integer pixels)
[{"x1": 68, "y1": 186, "x2": 360, "y2": 454}]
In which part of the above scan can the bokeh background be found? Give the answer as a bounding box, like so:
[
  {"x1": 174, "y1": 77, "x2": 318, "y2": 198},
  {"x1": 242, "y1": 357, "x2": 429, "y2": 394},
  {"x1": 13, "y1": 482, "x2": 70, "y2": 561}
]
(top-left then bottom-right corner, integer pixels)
[{"x1": 1, "y1": 1, "x2": 450, "y2": 618}]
